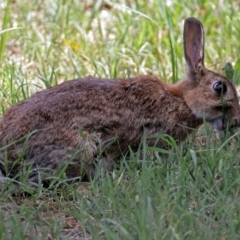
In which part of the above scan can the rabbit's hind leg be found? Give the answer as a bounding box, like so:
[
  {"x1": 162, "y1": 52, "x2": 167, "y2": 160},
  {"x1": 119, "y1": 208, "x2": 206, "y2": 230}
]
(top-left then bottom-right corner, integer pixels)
[
  {"x1": 25, "y1": 142, "x2": 96, "y2": 186},
  {"x1": 23, "y1": 131, "x2": 98, "y2": 183}
]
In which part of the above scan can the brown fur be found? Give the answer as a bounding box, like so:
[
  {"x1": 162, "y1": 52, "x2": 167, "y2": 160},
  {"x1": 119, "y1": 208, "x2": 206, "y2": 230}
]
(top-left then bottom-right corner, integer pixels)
[{"x1": 0, "y1": 17, "x2": 239, "y2": 184}]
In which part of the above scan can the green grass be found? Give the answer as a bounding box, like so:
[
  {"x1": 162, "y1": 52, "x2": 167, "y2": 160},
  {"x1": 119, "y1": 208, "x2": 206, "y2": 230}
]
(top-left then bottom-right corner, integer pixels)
[{"x1": 1, "y1": 0, "x2": 240, "y2": 239}]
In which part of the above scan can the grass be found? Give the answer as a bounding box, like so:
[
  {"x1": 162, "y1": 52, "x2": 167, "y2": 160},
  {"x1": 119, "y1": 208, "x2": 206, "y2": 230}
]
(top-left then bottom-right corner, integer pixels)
[{"x1": 1, "y1": 0, "x2": 240, "y2": 239}]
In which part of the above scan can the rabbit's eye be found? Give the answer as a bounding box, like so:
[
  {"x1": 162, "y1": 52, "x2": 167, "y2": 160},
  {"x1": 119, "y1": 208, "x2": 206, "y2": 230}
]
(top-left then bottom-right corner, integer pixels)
[{"x1": 213, "y1": 81, "x2": 227, "y2": 95}]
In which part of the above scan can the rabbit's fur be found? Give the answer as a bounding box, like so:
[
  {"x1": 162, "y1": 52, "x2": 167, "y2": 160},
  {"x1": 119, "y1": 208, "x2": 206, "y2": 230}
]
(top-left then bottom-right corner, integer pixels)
[{"x1": 0, "y1": 17, "x2": 239, "y2": 184}]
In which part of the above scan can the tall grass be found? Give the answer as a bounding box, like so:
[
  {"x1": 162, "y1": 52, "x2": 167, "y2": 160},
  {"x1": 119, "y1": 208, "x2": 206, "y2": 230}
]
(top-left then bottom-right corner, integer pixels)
[{"x1": 0, "y1": 0, "x2": 240, "y2": 239}]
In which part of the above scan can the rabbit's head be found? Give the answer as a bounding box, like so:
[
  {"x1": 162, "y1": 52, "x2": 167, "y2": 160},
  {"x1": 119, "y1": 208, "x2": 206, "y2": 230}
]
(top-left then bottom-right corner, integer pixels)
[{"x1": 177, "y1": 17, "x2": 240, "y2": 131}]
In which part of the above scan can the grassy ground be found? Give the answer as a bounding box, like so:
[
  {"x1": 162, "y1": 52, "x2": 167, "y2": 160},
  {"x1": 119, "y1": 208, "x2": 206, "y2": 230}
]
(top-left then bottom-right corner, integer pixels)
[{"x1": 1, "y1": 0, "x2": 240, "y2": 239}]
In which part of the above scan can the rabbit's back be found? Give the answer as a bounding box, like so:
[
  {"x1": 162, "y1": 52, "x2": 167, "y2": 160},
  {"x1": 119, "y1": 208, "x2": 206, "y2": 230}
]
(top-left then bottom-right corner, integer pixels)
[{"x1": 0, "y1": 76, "x2": 195, "y2": 146}]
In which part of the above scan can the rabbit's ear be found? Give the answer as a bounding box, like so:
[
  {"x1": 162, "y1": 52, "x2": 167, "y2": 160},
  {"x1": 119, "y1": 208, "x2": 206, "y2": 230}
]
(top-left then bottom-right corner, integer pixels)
[{"x1": 184, "y1": 17, "x2": 205, "y2": 78}]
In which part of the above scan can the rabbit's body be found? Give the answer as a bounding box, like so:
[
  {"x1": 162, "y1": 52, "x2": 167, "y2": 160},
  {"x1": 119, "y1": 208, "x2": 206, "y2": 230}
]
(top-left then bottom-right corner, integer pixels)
[
  {"x1": 0, "y1": 17, "x2": 239, "y2": 184},
  {"x1": 0, "y1": 76, "x2": 202, "y2": 182}
]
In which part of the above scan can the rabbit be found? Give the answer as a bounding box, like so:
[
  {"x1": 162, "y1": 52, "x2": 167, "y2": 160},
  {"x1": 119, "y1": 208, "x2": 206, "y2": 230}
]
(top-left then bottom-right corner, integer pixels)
[{"x1": 0, "y1": 17, "x2": 239, "y2": 185}]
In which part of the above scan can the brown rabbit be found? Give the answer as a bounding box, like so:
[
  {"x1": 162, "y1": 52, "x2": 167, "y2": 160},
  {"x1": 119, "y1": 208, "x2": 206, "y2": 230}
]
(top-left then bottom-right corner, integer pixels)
[{"x1": 0, "y1": 17, "x2": 239, "y2": 185}]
